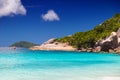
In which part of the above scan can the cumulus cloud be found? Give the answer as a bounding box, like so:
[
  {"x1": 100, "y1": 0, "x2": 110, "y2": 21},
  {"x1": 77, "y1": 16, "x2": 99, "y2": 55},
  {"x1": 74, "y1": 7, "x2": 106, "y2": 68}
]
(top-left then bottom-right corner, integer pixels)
[
  {"x1": 0, "y1": 0, "x2": 26, "y2": 17},
  {"x1": 42, "y1": 10, "x2": 60, "y2": 21}
]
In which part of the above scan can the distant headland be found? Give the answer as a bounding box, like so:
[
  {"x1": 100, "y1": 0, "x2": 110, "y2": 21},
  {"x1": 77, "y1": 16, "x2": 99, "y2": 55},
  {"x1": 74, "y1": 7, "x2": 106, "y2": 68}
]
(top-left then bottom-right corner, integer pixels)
[{"x1": 10, "y1": 41, "x2": 38, "y2": 48}]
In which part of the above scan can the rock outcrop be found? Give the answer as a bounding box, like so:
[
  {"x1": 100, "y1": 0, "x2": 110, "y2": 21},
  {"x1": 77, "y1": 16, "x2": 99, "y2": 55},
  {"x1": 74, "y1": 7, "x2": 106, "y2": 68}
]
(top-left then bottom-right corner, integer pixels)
[
  {"x1": 114, "y1": 47, "x2": 120, "y2": 53},
  {"x1": 95, "y1": 28, "x2": 120, "y2": 52},
  {"x1": 117, "y1": 28, "x2": 120, "y2": 46},
  {"x1": 30, "y1": 38, "x2": 76, "y2": 51},
  {"x1": 92, "y1": 46, "x2": 101, "y2": 52}
]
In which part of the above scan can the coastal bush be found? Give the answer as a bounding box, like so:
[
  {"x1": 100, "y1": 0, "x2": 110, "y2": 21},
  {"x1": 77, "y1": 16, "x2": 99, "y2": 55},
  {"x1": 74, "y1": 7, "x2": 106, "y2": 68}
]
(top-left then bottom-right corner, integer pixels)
[{"x1": 56, "y1": 13, "x2": 120, "y2": 49}]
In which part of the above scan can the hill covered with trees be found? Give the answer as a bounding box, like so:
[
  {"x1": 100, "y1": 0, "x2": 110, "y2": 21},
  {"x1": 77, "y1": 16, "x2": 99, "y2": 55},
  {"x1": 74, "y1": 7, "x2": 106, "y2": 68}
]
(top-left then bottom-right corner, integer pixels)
[
  {"x1": 55, "y1": 14, "x2": 120, "y2": 49},
  {"x1": 10, "y1": 41, "x2": 38, "y2": 48}
]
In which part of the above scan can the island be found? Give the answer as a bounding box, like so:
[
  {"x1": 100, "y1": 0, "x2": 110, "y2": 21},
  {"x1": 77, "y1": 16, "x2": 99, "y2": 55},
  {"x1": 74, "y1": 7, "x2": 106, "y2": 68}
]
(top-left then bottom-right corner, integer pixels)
[
  {"x1": 10, "y1": 41, "x2": 38, "y2": 48},
  {"x1": 30, "y1": 14, "x2": 120, "y2": 53}
]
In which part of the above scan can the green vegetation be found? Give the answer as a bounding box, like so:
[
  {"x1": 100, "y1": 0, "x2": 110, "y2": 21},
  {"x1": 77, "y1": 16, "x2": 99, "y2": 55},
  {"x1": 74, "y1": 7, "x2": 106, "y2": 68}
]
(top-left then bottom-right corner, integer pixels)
[
  {"x1": 56, "y1": 14, "x2": 120, "y2": 49},
  {"x1": 10, "y1": 41, "x2": 38, "y2": 48}
]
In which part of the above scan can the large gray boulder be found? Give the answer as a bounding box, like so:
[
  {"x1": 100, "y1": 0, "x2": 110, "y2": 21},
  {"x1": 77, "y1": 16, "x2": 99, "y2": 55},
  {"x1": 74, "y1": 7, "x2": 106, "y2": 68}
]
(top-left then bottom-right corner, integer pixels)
[
  {"x1": 117, "y1": 28, "x2": 120, "y2": 46},
  {"x1": 96, "y1": 32, "x2": 118, "y2": 52}
]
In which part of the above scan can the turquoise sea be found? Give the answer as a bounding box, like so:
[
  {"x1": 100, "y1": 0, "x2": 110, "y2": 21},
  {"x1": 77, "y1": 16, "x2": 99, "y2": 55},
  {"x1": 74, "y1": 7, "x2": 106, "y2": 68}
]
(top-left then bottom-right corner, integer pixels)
[{"x1": 0, "y1": 48, "x2": 120, "y2": 80}]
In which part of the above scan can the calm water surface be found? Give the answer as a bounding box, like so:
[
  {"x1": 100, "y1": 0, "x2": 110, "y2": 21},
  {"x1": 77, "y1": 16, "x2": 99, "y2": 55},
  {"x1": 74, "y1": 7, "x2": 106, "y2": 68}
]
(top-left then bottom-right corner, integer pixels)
[{"x1": 0, "y1": 48, "x2": 120, "y2": 80}]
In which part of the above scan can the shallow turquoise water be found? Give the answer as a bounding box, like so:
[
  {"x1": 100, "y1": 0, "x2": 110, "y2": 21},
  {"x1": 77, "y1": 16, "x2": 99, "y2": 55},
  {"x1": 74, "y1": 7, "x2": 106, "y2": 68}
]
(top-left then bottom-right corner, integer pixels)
[{"x1": 0, "y1": 48, "x2": 120, "y2": 80}]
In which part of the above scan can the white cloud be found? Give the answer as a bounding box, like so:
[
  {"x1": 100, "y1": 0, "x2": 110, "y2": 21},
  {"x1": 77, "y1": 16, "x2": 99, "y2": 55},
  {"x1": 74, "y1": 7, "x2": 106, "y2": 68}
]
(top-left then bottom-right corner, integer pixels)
[
  {"x1": 0, "y1": 0, "x2": 26, "y2": 17},
  {"x1": 42, "y1": 10, "x2": 60, "y2": 21}
]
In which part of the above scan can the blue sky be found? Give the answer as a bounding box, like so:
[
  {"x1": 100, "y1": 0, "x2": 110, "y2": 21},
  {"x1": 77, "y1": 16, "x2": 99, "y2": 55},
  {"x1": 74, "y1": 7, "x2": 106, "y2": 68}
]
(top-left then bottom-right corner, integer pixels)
[{"x1": 0, "y1": 0, "x2": 120, "y2": 46}]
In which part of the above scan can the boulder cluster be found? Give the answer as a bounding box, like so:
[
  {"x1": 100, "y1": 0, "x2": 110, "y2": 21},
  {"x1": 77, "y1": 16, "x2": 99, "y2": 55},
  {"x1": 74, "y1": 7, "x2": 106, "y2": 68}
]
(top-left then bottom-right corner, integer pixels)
[
  {"x1": 95, "y1": 28, "x2": 120, "y2": 53},
  {"x1": 77, "y1": 28, "x2": 120, "y2": 53},
  {"x1": 30, "y1": 28, "x2": 120, "y2": 53}
]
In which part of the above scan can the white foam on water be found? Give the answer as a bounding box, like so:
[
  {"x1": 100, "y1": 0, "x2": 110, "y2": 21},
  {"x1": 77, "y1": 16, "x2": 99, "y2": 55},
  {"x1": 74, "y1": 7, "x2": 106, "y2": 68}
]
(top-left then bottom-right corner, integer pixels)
[{"x1": 101, "y1": 77, "x2": 120, "y2": 80}]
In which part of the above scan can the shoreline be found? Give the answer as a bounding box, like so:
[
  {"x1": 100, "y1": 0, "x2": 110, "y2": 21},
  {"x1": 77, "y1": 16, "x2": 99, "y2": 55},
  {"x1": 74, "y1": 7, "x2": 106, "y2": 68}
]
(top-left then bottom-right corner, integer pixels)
[
  {"x1": 0, "y1": 46, "x2": 118, "y2": 54},
  {"x1": 29, "y1": 35, "x2": 120, "y2": 54},
  {"x1": 29, "y1": 47, "x2": 119, "y2": 54}
]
